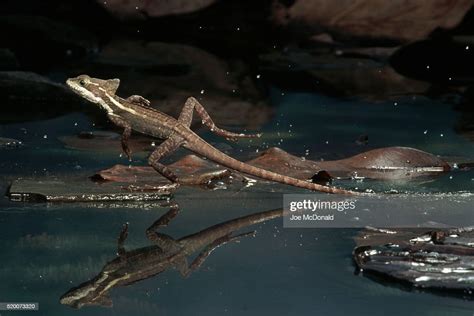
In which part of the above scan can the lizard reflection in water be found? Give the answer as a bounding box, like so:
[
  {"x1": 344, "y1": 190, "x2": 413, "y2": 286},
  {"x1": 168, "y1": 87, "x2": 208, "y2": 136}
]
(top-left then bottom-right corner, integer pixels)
[{"x1": 60, "y1": 207, "x2": 283, "y2": 308}]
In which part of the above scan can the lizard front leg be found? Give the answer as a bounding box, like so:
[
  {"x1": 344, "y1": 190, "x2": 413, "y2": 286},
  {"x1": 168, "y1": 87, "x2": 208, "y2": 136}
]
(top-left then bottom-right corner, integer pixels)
[
  {"x1": 107, "y1": 114, "x2": 132, "y2": 161},
  {"x1": 117, "y1": 223, "x2": 129, "y2": 256},
  {"x1": 178, "y1": 97, "x2": 262, "y2": 140},
  {"x1": 126, "y1": 95, "x2": 151, "y2": 107}
]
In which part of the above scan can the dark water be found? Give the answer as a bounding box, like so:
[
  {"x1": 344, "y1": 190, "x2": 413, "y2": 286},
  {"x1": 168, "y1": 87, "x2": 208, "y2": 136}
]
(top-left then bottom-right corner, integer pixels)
[{"x1": 0, "y1": 89, "x2": 473, "y2": 316}]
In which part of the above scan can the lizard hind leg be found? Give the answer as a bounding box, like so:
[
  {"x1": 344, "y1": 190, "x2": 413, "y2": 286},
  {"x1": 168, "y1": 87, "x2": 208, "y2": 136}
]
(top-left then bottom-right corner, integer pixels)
[
  {"x1": 180, "y1": 230, "x2": 256, "y2": 278},
  {"x1": 148, "y1": 137, "x2": 183, "y2": 182},
  {"x1": 178, "y1": 97, "x2": 262, "y2": 140},
  {"x1": 146, "y1": 206, "x2": 182, "y2": 252}
]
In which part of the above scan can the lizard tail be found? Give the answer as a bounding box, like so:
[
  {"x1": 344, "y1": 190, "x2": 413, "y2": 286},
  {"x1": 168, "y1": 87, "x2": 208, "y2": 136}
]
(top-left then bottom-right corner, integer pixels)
[{"x1": 188, "y1": 138, "x2": 361, "y2": 195}]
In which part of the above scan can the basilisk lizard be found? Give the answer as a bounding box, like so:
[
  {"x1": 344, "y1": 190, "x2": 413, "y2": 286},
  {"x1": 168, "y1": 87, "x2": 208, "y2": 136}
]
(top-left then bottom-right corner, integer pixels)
[
  {"x1": 66, "y1": 75, "x2": 356, "y2": 194},
  {"x1": 60, "y1": 206, "x2": 283, "y2": 308}
]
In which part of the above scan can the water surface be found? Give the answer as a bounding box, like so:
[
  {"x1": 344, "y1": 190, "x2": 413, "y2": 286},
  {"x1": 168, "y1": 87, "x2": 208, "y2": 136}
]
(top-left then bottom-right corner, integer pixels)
[{"x1": 0, "y1": 89, "x2": 473, "y2": 315}]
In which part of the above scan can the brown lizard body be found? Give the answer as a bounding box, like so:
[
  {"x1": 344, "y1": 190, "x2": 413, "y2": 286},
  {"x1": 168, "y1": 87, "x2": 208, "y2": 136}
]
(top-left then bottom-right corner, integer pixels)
[
  {"x1": 60, "y1": 207, "x2": 283, "y2": 308},
  {"x1": 66, "y1": 75, "x2": 357, "y2": 194}
]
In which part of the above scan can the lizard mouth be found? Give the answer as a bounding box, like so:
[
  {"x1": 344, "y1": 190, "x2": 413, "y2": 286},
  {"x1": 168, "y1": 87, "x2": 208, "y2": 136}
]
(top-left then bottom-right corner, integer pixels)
[{"x1": 66, "y1": 79, "x2": 102, "y2": 105}]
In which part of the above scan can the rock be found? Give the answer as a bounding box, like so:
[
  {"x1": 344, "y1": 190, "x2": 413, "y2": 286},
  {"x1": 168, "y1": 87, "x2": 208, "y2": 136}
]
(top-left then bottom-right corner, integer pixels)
[
  {"x1": 0, "y1": 15, "x2": 97, "y2": 68},
  {"x1": 0, "y1": 49, "x2": 19, "y2": 70},
  {"x1": 319, "y1": 146, "x2": 451, "y2": 180},
  {"x1": 354, "y1": 226, "x2": 474, "y2": 294},
  {"x1": 390, "y1": 38, "x2": 474, "y2": 84},
  {"x1": 97, "y1": 0, "x2": 218, "y2": 19},
  {"x1": 260, "y1": 51, "x2": 430, "y2": 99},
  {"x1": 0, "y1": 72, "x2": 84, "y2": 123},
  {"x1": 271, "y1": 0, "x2": 473, "y2": 43}
]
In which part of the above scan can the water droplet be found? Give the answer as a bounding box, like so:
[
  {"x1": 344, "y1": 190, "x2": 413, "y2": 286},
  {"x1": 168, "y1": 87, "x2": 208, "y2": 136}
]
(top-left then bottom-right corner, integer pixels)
[
  {"x1": 200, "y1": 90, "x2": 205, "y2": 94},
  {"x1": 423, "y1": 130, "x2": 428, "y2": 134},
  {"x1": 43, "y1": 134, "x2": 48, "y2": 139},
  {"x1": 256, "y1": 74, "x2": 261, "y2": 79},
  {"x1": 440, "y1": 133, "x2": 444, "y2": 137}
]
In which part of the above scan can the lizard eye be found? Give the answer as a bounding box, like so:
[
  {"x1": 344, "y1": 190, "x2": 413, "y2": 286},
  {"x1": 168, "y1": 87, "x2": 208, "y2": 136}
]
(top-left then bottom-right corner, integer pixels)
[{"x1": 79, "y1": 80, "x2": 86, "y2": 86}]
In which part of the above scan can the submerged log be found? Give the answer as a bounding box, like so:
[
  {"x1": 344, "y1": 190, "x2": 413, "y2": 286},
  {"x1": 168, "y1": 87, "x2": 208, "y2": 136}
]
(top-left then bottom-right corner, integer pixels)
[
  {"x1": 94, "y1": 155, "x2": 232, "y2": 187},
  {"x1": 8, "y1": 179, "x2": 176, "y2": 203},
  {"x1": 94, "y1": 146, "x2": 451, "y2": 187},
  {"x1": 7, "y1": 146, "x2": 454, "y2": 202}
]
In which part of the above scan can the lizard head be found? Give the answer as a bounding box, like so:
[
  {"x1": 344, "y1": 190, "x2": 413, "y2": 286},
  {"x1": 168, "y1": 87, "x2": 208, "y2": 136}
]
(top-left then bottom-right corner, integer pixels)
[
  {"x1": 66, "y1": 75, "x2": 120, "y2": 107},
  {"x1": 60, "y1": 271, "x2": 114, "y2": 309}
]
